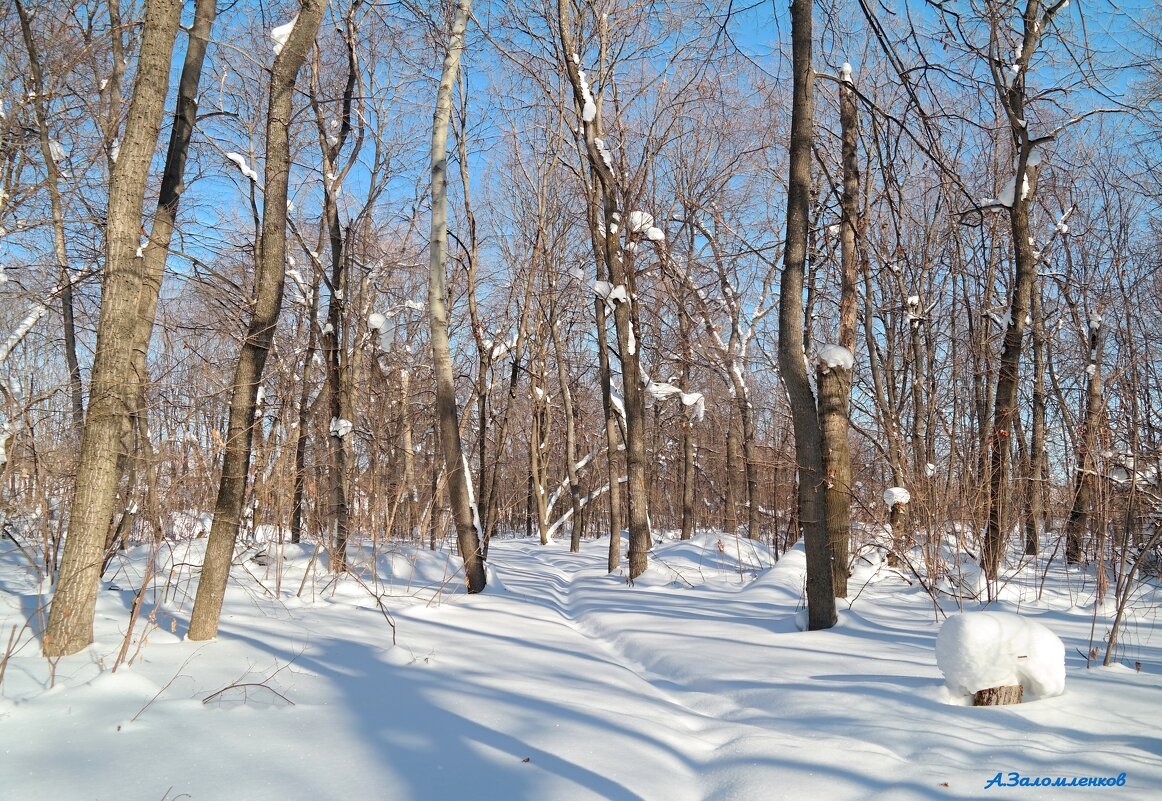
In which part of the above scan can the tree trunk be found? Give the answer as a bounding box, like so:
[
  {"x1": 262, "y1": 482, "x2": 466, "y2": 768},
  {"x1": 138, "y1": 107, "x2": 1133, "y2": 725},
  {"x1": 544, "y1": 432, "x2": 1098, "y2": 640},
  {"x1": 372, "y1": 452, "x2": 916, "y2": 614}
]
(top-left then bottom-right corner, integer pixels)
[
  {"x1": 428, "y1": 0, "x2": 486, "y2": 593},
  {"x1": 43, "y1": 0, "x2": 183, "y2": 658},
  {"x1": 1024, "y1": 286, "x2": 1047, "y2": 555},
  {"x1": 741, "y1": 405, "x2": 760, "y2": 541},
  {"x1": 550, "y1": 312, "x2": 584, "y2": 552},
  {"x1": 982, "y1": 0, "x2": 1055, "y2": 594},
  {"x1": 15, "y1": 0, "x2": 85, "y2": 429},
  {"x1": 122, "y1": 0, "x2": 219, "y2": 546},
  {"x1": 1065, "y1": 315, "x2": 1104, "y2": 564},
  {"x1": 779, "y1": 0, "x2": 836, "y2": 629},
  {"x1": 291, "y1": 282, "x2": 321, "y2": 545},
  {"x1": 679, "y1": 307, "x2": 695, "y2": 541},
  {"x1": 819, "y1": 67, "x2": 860, "y2": 597},
  {"x1": 974, "y1": 685, "x2": 1023, "y2": 706},
  {"x1": 724, "y1": 414, "x2": 740, "y2": 536},
  {"x1": 557, "y1": 2, "x2": 646, "y2": 575},
  {"x1": 187, "y1": 0, "x2": 326, "y2": 640},
  {"x1": 400, "y1": 370, "x2": 418, "y2": 541}
]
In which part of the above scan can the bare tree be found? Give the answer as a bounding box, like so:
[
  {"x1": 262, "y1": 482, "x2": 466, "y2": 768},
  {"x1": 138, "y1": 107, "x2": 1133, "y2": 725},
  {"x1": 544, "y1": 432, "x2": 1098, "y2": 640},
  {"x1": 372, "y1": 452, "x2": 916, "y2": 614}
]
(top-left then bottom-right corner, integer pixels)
[
  {"x1": 428, "y1": 0, "x2": 486, "y2": 593},
  {"x1": 980, "y1": 0, "x2": 1070, "y2": 591},
  {"x1": 188, "y1": 0, "x2": 327, "y2": 640},
  {"x1": 817, "y1": 65, "x2": 861, "y2": 598},
  {"x1": 779, "y1": 0, "x2": 837, "y2": 629},
  {"x1": 43, "y1": 0, "x2": 184, "y2": 657},
  {"x1": 557, "y1": 0, "x2": 652, "y2": 579}
]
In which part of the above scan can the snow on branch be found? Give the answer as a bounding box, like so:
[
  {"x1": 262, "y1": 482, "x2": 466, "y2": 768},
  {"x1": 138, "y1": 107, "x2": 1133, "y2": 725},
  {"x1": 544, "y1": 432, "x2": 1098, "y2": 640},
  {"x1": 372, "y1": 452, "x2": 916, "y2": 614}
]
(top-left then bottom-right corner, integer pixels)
[
  {"x1": 0, "y1": 302, "x2": 48, "y2": 365},
  {"x1": 226, "y1": 152, "x2": 259, "y2": 182}
]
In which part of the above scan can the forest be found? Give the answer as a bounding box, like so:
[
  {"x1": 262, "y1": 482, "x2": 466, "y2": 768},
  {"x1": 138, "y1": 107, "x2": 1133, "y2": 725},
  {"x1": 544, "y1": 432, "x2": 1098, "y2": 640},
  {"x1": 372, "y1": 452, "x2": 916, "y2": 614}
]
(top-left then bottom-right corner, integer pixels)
[{"x1": 0, "y1": 0, "x2": 1161, "y2": 795}]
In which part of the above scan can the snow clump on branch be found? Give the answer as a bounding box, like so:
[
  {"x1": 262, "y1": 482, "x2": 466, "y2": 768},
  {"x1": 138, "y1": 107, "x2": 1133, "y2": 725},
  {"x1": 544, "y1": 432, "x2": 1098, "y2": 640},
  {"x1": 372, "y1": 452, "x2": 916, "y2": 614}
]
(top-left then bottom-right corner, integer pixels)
[
  {"x1": 816, "y1": 344, "x2": 854, "y2": 372},
  {"x1": 271, "y1": 17, "x2": 298, "y2": 56}
]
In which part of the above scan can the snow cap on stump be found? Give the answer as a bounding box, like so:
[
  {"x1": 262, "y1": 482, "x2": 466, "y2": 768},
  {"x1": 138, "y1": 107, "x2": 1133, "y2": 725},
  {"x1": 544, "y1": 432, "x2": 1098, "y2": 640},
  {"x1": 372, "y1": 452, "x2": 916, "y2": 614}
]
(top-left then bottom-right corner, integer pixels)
[{"x1": 936, "y1": 611, "x2": 1065, "y2": 700}]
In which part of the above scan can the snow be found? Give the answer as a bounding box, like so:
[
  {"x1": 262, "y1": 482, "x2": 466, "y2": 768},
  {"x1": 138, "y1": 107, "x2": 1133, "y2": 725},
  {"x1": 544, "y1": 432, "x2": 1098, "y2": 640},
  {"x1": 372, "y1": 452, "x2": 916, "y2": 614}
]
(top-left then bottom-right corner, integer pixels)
[
  {"x1": 578, "y1": 70, "x2": 597, "y2": 123},
  {"x1": 627, "y1": 211, "x2": 654, "y2": 233},
  {"x1": 995, "y1": 173, "x2": 1028, "y2": 207},
  {"x1": 840, "y1": 61, "x2": 853, "y2": 83},
  {"x1": 329, "y1": 417, "x2": 353, "y2": 438},
  {"x1": 48, "y1": 138, "x2": 67, "y2": 164},
  {"x1": 935, "y1": 612, "x2": 1066, "y2": 699},
  {"x1": 404, "y1": 300, "x2": 425, "y2": 312},
  {"x1": 883, "y1": 486, "x2": 911, "y2": 507},
  {"x1": 0, "y1": 303, "x2": 48, "y2": 364},
  {"x1": 225, "y1": 152, "x2": 258, "y2": 182},
  {"x1": 3, "y1": 533, "x2": 1159, "y2": 800},
  {"x1": 645, "y1": 379, "x2": 682, "y2": 401},
  {"x1": 368, "y1": 312, "x2": 388, "y2": 332},
  {"x1": 679, "y1": 391, "x2": 705, "y2": 421},
  {"x1": 592, "y1": 280, "x2": 628, "y2": 307},
  {"x1": 609, "y1": 393, "x2": 626, "y2": 419},
  {"x1": 593, "y1": 137, "x2": 613, "y2": 171},
  {"x1": 271, "y1": 16, "x2": 297, "y2": 55},
  {"x1": 645, "y1": 226, "x2": 665, "y2": 242},
  {"x1": 816, "y1": 343, "x2": 854, "y2": 371}
]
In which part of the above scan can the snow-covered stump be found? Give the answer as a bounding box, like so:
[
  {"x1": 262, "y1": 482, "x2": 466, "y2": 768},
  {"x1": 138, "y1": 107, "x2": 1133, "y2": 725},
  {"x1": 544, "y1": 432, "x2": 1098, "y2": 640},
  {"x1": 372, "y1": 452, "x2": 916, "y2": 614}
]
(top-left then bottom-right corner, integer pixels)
[
  {"x1": 935, "y1": 612, "x2": 1065, "y2": 706},
  {"x1": 973, "y1": 684, "x2": 1023, "y2": 706}
]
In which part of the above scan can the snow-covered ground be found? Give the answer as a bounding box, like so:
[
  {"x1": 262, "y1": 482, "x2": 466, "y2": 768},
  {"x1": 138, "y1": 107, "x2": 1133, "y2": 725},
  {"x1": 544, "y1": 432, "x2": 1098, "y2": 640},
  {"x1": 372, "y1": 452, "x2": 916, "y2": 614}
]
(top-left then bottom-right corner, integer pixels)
[{"x1": 1, "y1": 532, "x2": 1159, "y2": 800}]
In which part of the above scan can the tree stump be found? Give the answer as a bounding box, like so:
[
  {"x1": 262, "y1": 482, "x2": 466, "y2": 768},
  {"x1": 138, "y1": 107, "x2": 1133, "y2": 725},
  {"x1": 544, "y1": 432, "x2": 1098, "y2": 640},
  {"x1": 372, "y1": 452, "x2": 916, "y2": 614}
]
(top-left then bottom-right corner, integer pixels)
[{"x1": 973, "y1": 685, "x2": 1023, "y2": 706}]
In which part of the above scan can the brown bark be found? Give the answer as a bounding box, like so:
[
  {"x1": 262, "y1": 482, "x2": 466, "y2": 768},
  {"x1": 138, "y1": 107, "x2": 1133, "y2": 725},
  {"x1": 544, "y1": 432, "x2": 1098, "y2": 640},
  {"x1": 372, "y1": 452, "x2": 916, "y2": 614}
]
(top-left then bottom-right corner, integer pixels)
[
  {"x1": 124, "y1": 0, "x2": 218, "y2": 541},
  {"x1": 778, "y1": 0, "x2": 836, "y2": 628},
  {"x1": 1024, "y1": 286, "x2": 1047, "y2": 555},
  {"x1": 724, "y1": 415, "x2": 740, "y2": 536},
  {"x1": 819, "y1": 68, "x2": 860, "y2": 598},
  {"x1": 557, "y1": 0, "x2": 649, "y2": 578},
  {"x1": 679, "y1": 306, "x2": 695, "y2": 541},
  {"x1": 982, "y1": 0, "x2": 1059, "y2": 591},
  {"x1": 1065, "y1": 315, "x2": 1104, "y2": 564},
  {"x1": 14, "y1": 0, "x2": 84, "y2": 428},
  {"x1": 44, "y1": 0, "x2": 183, "y2": 657},
  {"x1": 428, "y1": 0, "x2": 486, "y2": 593},
  {"x1": 188, "y1": 0, "x2": 326, "y2": 640},
  {"x1": 549, "y1": 308, "x2": 584, "y2": 552},
  {"x1": 291, "y1": 281, "x2": 321, "y2": 545},
  {"x1": 974, "y1": 685, "x2": 1023, "y2": 706}
]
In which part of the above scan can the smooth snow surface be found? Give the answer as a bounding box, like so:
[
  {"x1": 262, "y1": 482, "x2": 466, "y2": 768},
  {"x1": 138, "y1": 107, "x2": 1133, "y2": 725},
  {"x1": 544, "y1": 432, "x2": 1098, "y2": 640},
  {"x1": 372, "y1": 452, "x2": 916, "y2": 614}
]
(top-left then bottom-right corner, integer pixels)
[
  {"x1": 2, "y1": 534, "x2": 1160, "y2": 800},
  {"x1": 936, "y1": 611, "x2": 1065, "y2": 699}
]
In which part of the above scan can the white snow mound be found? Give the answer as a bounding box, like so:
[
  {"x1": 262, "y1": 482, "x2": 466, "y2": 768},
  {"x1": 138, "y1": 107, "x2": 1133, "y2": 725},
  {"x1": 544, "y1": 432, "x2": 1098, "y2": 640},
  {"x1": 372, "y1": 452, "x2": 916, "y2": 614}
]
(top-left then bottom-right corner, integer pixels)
[
  {"x1": 883, "y1": 486, "x2": 910, "y2": 507},
  {"x1": 935, "y1": 611, "x2": 1065, "y2": 699},
  {"x1": 817, "y1": 344, "x2": 853, "y2": 371}
]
